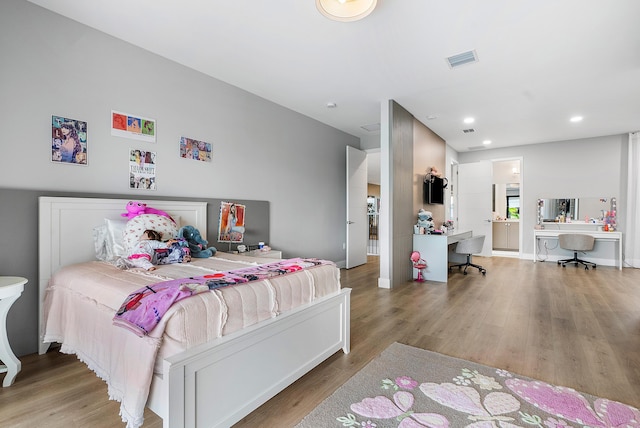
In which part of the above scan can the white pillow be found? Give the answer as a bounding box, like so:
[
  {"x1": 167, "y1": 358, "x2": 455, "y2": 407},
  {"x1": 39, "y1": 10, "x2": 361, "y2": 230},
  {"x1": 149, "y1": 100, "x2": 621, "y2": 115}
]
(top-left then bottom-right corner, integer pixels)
[
  {"x1": 92, "y1": 218, "x2": 128, "y2": 261},
  {"x1": 123, "y1": 214, "x2": 179, "y2": 252},
  {"x1": 93, "y1": 224, "x2": 109, "y2": 261},
  {"x1": 105, "y1": 218, "x2": 128, "y2": 258}
]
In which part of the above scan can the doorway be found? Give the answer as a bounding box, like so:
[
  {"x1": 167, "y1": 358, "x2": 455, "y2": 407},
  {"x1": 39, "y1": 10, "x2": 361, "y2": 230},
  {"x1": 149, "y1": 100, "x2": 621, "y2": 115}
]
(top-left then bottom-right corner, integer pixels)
[
  {"x1": 346, "y1": 146, "x2": 368, "y2": 269},
  {"x1": 454, "y1": 158, "x2": 523, "y2": 258},
  {"x1": 492, "y1": 159, "x2": 522, "y2": 257}
]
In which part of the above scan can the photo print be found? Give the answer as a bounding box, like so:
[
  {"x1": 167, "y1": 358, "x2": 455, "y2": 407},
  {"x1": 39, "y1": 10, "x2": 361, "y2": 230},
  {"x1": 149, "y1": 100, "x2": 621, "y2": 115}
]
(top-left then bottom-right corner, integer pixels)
[
  {"x1": 112, "y1": 110, "x2": 156, "y2": 142},
  {"x1": 217, "y1": 201, "x2": 246, "y2": 243},
  {"x1": 51, "y1": 115, "x2": 87, "y2": 165},
  {"x1": 180, "y1": 136, "x2": 212, "y2": 162},
  {"x1": 129, "y1": 148, "x2": 156, "y2": 190}
]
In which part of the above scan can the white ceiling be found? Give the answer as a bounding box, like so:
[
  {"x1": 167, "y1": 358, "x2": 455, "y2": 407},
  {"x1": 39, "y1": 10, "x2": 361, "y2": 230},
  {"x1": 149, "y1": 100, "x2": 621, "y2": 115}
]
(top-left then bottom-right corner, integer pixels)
[{"x1": 28, "y1": 0, "x2": 640, "y2": 158}]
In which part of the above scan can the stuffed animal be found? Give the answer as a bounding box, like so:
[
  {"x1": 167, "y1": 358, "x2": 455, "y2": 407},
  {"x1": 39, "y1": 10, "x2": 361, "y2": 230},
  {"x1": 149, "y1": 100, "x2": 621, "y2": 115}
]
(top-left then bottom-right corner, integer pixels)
[
  {"x1": 121, "y1": 201, "x2": 173, "y2": 221},
  {"x1": 178, "y1": 225, "x2": 216, "y2": 258},
  {"x1": 417, "y1": 209, "x2": 435, "y2": 234}
]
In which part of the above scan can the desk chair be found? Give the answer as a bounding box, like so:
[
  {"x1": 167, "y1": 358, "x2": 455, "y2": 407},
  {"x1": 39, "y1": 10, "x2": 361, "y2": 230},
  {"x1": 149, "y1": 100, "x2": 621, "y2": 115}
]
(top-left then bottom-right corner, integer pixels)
[
  {"x1": 449, "y1": 235, "x2": 487, "y2": 275},
  {"x1": 557, "y1": 234, "x2": 596, "y2": 270},
  {"x1": 410, "y1": 251, "x2": 427, "y2": 282}
]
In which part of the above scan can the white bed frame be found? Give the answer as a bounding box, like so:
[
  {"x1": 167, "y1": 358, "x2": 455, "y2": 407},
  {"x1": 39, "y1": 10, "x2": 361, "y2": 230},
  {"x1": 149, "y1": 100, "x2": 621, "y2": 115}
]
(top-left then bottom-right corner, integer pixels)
[{"x1": 38, "y1": 196, "x2": 351, "y2": 428}]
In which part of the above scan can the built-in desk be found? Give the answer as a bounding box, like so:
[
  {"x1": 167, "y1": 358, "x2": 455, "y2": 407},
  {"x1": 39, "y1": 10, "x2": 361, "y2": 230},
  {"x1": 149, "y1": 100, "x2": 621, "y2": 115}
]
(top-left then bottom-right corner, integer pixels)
[
  {"x1": 533, "y1": 229, "x2": 622, "y2": 269},
  {"x1": 413, "y1": 230, "x2": 472, "y2": 282}
]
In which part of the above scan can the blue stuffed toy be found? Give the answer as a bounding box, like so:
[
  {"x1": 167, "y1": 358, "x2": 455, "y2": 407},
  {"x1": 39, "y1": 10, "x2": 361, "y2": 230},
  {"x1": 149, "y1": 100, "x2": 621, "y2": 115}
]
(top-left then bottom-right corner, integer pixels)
[{"x1": 178, "y1": 226, "x2": 216, "y2": 258}]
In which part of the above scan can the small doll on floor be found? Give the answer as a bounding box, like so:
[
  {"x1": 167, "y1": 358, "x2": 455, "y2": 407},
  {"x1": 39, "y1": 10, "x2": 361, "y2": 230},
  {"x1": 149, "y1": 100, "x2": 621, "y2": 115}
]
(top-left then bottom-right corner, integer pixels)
[{"x1": 127, "y1": 229, "x2": 189, "y2": 271}]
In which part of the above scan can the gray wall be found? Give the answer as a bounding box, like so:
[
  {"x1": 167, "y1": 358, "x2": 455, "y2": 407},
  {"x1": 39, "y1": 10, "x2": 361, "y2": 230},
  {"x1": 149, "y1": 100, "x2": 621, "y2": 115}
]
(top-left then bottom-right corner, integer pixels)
[
  {"x1": 458, "y1": 134, "x2": 627, "y2": 259},
  {"x1": 0, "y1": 0, "x2": 359, "y2": 356}
]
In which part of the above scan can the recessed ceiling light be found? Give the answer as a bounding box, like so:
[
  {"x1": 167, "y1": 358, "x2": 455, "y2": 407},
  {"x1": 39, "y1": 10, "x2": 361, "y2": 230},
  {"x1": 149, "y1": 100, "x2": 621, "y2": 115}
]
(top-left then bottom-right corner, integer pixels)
[
  {"x1": 316, "y1": 0, "x2": 377, "y2": 22},
  {"x1": 483, "y1": 140, "x2": 492, "y2": 145},
  {"x1": 464, "y1": 117, "x2": 475, "y2": 124},
  {"x1": 326, "y1": 102, "x2": 337, "y2": 108},
  {"x1": 570, "y1": 116, "x2": 583, "y2": 122},
  {"x1": 426, "y1": 115, "x2": 438, "y2": 120}
]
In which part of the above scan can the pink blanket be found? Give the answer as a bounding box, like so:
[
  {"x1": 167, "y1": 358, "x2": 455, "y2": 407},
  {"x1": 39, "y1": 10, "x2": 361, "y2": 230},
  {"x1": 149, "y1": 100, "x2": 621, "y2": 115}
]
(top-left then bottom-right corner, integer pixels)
[{"x1": 113, "y1": 258, "x2": 331, "y2": 336}]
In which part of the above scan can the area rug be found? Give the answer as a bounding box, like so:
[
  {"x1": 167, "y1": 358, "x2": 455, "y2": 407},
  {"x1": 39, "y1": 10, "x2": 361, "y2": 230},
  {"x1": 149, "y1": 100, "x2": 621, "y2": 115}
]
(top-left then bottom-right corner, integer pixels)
[{"x1": 295, "y1": 342, "x2": 639, "y2": 428}]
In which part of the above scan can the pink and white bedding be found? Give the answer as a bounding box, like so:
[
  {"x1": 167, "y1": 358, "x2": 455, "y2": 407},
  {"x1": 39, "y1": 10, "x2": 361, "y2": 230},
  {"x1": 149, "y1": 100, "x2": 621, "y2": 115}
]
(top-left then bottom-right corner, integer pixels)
[{"x1": 42, "y1": 253, "x2": 341, "y2": 428}]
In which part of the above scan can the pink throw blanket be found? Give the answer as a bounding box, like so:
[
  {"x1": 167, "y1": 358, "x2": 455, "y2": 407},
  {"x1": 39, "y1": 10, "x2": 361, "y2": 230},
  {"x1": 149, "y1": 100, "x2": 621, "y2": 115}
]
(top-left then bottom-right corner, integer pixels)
[{"x1": 113, "y1": 258, "x2": 331, "y2": 336}]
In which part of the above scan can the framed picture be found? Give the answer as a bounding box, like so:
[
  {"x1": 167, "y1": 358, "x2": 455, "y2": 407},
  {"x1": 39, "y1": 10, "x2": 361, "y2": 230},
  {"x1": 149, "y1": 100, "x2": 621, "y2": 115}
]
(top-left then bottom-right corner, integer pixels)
[
  {"x1": 129, "y1": 148, "x2": 156, "y2": 190},
  {"x1": 51, "y1": 115, "x2": 87, "y2": 165},
  {"x1": 112, "y1": 110, "x2": 156, "y2": 142},
  {"x1": 179, "y1": 136, "x2": 212, "y2": 162},
  {"x1": 217, "y1": 201, "x2": 246, "y2": 243}
]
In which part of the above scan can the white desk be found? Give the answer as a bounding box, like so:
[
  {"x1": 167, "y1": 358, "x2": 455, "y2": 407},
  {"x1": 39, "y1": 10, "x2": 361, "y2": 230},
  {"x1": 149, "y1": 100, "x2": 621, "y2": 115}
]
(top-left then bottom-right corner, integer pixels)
[
  {"x1": 413, "y1": 230, "x2": 472, "y2": 282},
  {"x1": 0, "y1": 276, "x2": 27, "y2": 387},
  {"x1": 533, "y1": 229, "x2": 622, "y2": 270}
]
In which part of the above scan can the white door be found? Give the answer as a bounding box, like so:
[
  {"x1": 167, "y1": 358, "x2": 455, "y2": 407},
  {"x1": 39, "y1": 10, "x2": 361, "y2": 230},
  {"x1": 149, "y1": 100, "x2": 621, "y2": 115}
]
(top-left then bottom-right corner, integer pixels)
[
  {"x1": 457, "y1": 161, "x2": 493, "y2": 256},
  {"x1": 346, "y1": 146, "x2": 368, "y2": 269}
]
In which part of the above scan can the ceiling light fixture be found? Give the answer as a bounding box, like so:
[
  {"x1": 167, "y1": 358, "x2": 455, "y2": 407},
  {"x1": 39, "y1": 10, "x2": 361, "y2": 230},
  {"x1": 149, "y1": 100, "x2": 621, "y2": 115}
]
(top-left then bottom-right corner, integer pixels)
[
  {"x1": 483, "y1": 140, "x2": 492, "y2": 145},
  {"x1": 316, "y1": 0, "x2": 377, "y2": 22},
  {"x1": 463, "y1": 117, "x2": 475, "y2": 124},
  {"x1": 570, "y1": 116, "x2": 583, "y2": 123}
]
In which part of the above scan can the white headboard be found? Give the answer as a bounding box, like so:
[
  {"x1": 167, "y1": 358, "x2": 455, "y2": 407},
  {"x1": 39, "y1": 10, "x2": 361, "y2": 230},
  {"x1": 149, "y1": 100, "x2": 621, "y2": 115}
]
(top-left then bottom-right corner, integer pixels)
[{"x1": 38, "y1": 196, "x2": 207, "y2": 354}]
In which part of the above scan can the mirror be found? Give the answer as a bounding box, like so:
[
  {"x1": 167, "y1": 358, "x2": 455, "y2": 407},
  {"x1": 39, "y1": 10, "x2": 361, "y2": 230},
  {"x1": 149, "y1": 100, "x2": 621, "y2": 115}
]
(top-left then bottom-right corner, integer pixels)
[
  {"x1": 493, "y1": 183, "x2": 520, "y2": 219},
  {"x1": 539, "y1": 197, "x2": 616, "y2": 223}
]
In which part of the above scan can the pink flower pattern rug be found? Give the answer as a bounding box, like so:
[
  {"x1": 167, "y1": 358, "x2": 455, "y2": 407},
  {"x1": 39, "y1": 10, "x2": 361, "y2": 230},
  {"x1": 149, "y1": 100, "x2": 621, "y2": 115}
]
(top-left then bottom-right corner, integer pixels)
[{"x1": 296, "y1": 342, "x2": 639, "y2": 428}]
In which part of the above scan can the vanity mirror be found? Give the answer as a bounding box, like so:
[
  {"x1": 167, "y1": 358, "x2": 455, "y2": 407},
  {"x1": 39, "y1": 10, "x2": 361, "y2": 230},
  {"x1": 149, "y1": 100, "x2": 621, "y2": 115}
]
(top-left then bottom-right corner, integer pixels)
[{"x1": 538, "y1": 197, "x2": 616, "y2": 224}]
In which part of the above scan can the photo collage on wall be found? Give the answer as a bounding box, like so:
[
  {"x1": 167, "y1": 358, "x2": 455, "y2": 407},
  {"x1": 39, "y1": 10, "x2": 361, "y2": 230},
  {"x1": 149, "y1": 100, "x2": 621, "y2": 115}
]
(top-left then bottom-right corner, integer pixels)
[
  {"x1": 111, "y1": 110, "x2": 156, "y2": 143},
  {"x1": 51, "y1": 109, "x2": 214, "y2": 190},
  {"x1": 111, "y1": 110, "x2": 157, "y2": 191},
  {"x1": 51, "y1": 116, "x2": 87, "y2": 165},
  {"x1": 129, "y1": 149, "x2": 156, "y2": 190},
  {"x1": 180, "y1": 136, "x2": 212, "y2": 162}
]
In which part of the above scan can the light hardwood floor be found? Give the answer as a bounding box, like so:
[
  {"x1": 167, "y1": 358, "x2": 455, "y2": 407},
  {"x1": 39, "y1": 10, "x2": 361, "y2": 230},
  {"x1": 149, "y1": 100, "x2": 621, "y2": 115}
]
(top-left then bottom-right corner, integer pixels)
[{"x1": 1, "y1": 256, "x2": 639, "y2": 427}]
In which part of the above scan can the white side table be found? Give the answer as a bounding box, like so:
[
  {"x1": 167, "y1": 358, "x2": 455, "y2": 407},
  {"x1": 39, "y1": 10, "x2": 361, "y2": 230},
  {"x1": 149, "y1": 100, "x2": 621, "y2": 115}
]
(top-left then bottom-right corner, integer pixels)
[
  {"x1": 0, "y1": 276, "x2": 27, "y2": 387},
  {"x1": 245, "y1": 249, "x2": 282, "y2": 259}
]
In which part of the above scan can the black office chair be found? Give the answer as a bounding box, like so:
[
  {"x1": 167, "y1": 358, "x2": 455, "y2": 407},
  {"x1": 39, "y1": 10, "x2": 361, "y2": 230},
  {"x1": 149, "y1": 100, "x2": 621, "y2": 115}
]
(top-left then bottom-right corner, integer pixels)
[
  {"x1": 557, "y1": 234, "x2": 596, "y2": 270},
  {"x1": 449, "y1": 235, "x2": 487, "y2": 275}
]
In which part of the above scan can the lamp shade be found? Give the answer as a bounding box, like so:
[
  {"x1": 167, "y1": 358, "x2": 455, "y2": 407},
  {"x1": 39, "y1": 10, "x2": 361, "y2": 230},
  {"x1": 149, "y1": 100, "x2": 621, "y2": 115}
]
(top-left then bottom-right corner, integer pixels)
[{"x1": 316, "y1": 0, "x2": 377, "y2": 22}]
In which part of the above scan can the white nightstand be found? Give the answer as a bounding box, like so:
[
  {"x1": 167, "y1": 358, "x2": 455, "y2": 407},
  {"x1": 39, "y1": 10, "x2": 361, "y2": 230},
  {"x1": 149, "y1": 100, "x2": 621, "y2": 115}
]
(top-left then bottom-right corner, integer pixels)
[
  {"x1": 245, "y1": 249, "x2": 282, "y2": 259},
  {"x1": 0, "y1": 276, "x2": 27, "y2": 387}
]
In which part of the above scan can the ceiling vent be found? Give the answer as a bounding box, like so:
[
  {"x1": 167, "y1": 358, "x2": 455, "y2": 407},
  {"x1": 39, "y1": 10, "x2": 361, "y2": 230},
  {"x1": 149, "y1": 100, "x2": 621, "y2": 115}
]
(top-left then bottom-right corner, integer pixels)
[
  {"x1": 446, "y1": 50, "x2": 478, "y2": 69},
  {"x1": 462, "y1": 128, "x2": 475, "y2": 133},
  {"x1": 361, "y1": 123, "x2": 381, "y2": 132},
  {"x1": 468, "y1": 145, "x2": 487, "y2": 151}
]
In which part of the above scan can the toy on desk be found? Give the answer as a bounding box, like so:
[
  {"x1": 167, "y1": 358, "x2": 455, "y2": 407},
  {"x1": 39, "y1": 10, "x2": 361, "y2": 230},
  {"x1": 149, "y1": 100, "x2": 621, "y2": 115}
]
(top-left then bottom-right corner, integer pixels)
[{"x1": 416, "y1": 209, "x2": 435, "y2": 234}]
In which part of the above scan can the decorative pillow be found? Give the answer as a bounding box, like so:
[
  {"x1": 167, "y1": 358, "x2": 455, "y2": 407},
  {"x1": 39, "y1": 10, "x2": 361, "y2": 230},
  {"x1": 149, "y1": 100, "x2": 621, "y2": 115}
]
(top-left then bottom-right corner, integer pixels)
[{"x1": 123, "y1": 214, "x2": 179, "y2": 252}]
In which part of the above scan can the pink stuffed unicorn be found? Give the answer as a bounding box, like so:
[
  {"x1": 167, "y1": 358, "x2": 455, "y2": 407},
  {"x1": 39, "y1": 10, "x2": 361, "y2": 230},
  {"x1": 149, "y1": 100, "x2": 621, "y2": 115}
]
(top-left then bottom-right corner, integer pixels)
[{"x1": 121, "y1": 201, "x2": 173, "y2": 221}]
